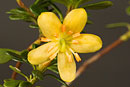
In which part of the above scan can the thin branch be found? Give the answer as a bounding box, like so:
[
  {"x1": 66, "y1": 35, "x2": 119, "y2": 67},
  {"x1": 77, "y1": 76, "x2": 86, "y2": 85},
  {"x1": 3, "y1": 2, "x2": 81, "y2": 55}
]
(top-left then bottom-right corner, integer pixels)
[
  {"x1": 11, "y1": 62, "x2": 22, "y2": 79},
  {"x1": 16, "y1": 0, "x2": 36, "y2": 18},
  {"x1": 64, "y1": 38, "x2": 124, "y2": 86}
]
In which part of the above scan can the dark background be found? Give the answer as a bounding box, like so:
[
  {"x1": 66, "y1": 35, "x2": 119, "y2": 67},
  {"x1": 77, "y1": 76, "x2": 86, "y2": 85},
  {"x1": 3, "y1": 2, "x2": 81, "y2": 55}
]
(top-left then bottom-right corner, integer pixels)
[{"x1": 0, "y1": 0, "x2": 130, "y2": 87}]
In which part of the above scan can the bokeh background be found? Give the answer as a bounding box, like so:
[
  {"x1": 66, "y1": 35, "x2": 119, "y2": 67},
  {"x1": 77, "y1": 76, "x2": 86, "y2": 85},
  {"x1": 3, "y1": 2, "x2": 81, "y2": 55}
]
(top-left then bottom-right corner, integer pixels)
[{"x1": 0, "y1": 0, "x2": 130, "y2": 87}]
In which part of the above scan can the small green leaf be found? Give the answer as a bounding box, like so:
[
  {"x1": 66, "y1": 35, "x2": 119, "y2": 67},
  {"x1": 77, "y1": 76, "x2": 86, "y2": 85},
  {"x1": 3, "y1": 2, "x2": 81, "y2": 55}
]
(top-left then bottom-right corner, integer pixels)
[
  {"x1": 9, "y1": 65, "x2": 21, "y2": 73},
  {"x1": 106, "y1": 22, "x2": 129, "y2": 28},
  {"x1": 47, "y1": 64, "x2": 59, "y2": 74},
  {"x1": 7, "y1": 51, "x2": 24, "y2": 62},
  {"x1": 4, "y1": 79, "x2": 21, "y2": 87},
  {"x1": 32, "y1": 70, "x2": 44, "y2": 80},
  {"x1": 82, "y1": 1, "x2": 113, "y2": 10},
  {"x1": 126, "y1": 6, "x2": 130, "y2": 16},
  {"x1": 7, "y1": 8, "x2": 35, "y2": 22},
  {"x1": 87, "y1": 20, "x2": 93, "y2": 24},
  {"x1": 9, "y1": 65, "x2": 28, "y2": 80},
  {"x1": 0, "y1": 85, "x2": 3, "y2": 87},
  {"x1": 20, "y1": 50, "x2": 29, "y2": 63},
  {"x1": 30, "y1": 0, "x2": 49, "y2": 16},
  {"x1": 0, "y1": 48, "x2": 19, "y2": 64},
  {"x1": 29, "y1": 24, "x2": 39, "y2": 29},
  {"x1": 44, "y1": 74, "x2": 69, "y2": 87},
  {"x1": 18, "y1": 81, "x2": 32, "y2": 87}
]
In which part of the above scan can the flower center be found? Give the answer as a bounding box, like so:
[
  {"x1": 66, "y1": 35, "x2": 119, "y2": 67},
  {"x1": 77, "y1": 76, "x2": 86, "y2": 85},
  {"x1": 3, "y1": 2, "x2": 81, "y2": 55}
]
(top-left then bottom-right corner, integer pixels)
[{"x1": 59, "y1": 38, "x2": 66, "y2": 52}]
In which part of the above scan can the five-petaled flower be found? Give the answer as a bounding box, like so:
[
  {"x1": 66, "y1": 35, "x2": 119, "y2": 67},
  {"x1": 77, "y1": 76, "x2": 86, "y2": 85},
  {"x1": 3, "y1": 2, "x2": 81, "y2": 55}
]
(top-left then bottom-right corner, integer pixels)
[{"x1": 28, "y1": 8, "x2": 102, "y2": 82}]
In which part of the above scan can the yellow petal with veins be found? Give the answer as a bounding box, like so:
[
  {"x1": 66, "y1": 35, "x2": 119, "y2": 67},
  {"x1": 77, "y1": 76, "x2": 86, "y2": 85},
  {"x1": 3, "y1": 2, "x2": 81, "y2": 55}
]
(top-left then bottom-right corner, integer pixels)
[
  {"x1": 70, "y1": 34, "x2": 102, "y2": 53},
  {"x1": 28, "y1": 42, "x2": 57, "y2": 65},
  {"x1": 58, "y1": 51, "x2": 76, "y2": 82},
  {"x1": 63, "y1": 8, "x2": 87, "y2": 33},
  {"x1": 38, "y1": 12, "x2": 62, "y2": 39}
]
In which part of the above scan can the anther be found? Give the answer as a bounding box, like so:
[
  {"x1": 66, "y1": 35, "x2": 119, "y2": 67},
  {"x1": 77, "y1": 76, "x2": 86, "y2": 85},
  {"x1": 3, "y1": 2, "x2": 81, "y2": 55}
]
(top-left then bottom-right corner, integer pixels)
[
  {"x1": 41, "y1": 37, "x2": 51, "y2": 42},
  {"x1": 67, "y1": 31, "x2": 73, "y2": 35},
  {"x1": 72, "y1": 32, "x2": 80, "y2": 38},
  {"x1": 54, "y1": 34, "x2": 59, "y2": 38},
  {"x1": 74, "y1": 53, "x2": 81, "y2": 62},
  {"x1": 72, "y1": 40, "x2": 79, "y2": 44}
]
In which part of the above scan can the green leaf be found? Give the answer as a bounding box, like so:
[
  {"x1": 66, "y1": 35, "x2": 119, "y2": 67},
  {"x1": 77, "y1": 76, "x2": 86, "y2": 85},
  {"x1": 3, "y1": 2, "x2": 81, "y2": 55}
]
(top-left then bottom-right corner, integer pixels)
[
  {"x1": 18, "y1": 81, "x2": 32, "y2": 87},
  {"x1": 20, "y1": 50, "x2": 29, "y2": 63},
  {"x1": 87, "y1": 20, "x2": 93, "y2": 24},
  {"x1": 44, "y1": 74, "x2": 69, "y2": 87},
  {"x1": 106, "y1": 22, "x2": 129, "y2": 28},
  {"x1": 7, "y1": 8, "x2": 35, "y2": 22},
  {"x1": 30, "y1": 0, "x2": 49, "y2": 16},
  {"x1": 47, "y1": 64, "x2": 59, "y2": 74},
  {"x1": 32, "y1": 70, "x2": 44, "y2": 80},
  {"x1": 4, "y1": 79, "x2": 21, "y2": 87},
  {"x1": 0, "y1": 85, "x2": 3, "y2": 87},
  {"x1": 9, "y1": 65, "x2": 28, "y2": 80},
  {"x1": 29, "y1": 24, "x2": 39, "y2": 29},
  {"x1": 9, "y1": 65, "x2": 21, "y2": 73},
  {"x1": 0, "y1": 48, "x2": 19, "y2": 64},
  {"x1": 7, "y1": 51, "x2": 24, "y2": 62},
  {"x1": 126, "y1": 6, "x2": 130, "y2": 16},
  {"x1": 82, "y1": 1, "x2": 113, "y2": 10}
]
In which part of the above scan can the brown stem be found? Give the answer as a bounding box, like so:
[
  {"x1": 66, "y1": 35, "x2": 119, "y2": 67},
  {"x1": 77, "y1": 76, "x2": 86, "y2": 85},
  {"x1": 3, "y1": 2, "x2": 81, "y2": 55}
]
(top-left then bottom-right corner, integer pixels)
[
  {"x1": 66, "y1": 38, "x2": 123, "y2": 86},
  {"x1": 17, "y1": 0, "x2": 36, "y2": 18},
  {"x1": 11, "y1": 62, "x2": 22, "y2": 79}
]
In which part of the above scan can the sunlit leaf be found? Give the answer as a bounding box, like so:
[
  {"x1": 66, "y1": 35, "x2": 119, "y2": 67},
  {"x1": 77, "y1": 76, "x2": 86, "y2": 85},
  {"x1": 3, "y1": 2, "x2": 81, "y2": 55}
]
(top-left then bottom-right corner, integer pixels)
[
  {"x1": 18, "y1": 81, "x2": 32, "y2": 87},
  {"x1": 0, "y1": 48, "x2": 19, "y2": 64},
  {"x1": 106, "y1": 22, "x2": 129, "y2": 28},
  {"x1": 126, "y1": 6, "x2": 130, "y2": 16},
  {"x1": 4, "y1": 79, "x2": 21, "y2": 87},
  {"x1": 82, "y1": 1, "x2": 113, "y2": 10},
  {"x1": 7, "y1": 8, "x2": 35, "y2": 22}
]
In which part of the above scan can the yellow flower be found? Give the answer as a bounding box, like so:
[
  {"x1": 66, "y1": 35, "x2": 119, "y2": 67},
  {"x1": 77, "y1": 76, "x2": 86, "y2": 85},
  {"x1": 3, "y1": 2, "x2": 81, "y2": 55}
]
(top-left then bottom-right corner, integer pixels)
[{"x1": 28, "y1": 8, "x2": 102, "y2": 82}]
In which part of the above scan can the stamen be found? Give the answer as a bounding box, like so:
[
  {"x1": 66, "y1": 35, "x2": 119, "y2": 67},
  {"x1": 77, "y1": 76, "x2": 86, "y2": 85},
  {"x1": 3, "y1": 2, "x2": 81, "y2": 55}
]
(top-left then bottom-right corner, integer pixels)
[
  {"x1": 72, "y1": 40, "x2": 79, "y2": 44},
  {"x1": 69, "y1": 48, "x2": 75, "y2": 54},
  {"x1": 54, "y1": 34, "x2": 59, "y2": 38},
  {"x1": 61, "y1": 25, "x2": 66, "y2": 32},
  {"x1": 49, "y1": 50, "x2": 59, "y2": 60},
  {"x1": 66, "y1": 52, "x2": 72, "y2": 62},
  {"x1": 74, "y1": 53, "x2": 81, "y2": 62},
  {"x1": 72, "y1": 32, "x2": 80, "y2": 38},
  {"x1": 67, "y1": 31, "x2": 73, "y2": 35},
  {"x1": 41, "y1": 37, "x2": 51, "y2": 42}
]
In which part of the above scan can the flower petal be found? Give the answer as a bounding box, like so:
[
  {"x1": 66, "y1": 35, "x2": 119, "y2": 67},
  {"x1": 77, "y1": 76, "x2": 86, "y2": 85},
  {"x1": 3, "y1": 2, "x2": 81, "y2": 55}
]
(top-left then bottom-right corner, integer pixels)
[
  {"x1": 58, "y1": 51, "x2": 76, "y2": 82},
  {"x1": 70, "y1": 34, "x2": 102, "y2": 53},
  {"x1": 38, "y1": 12, "x2": 62, "y2": 39},
  {"x1": 63, "y1": 8, "x2": 87, "y2": 33},
  {"x1": 28, "y1": 42, "x2": 58, "y2": 65}
]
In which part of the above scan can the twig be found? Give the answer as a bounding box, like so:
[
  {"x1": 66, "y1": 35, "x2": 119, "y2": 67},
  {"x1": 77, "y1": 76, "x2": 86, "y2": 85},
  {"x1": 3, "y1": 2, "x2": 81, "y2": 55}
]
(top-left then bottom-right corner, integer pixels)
[
  {"x1": 11, "y1": 62, "x2": 22, "y2": 79},
  {"x1": 16, "y1": 0, "x2": 36, "y2": 18},
  {"x1": 64, "y1": 38, "x2": 124, "y2": 86}
]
